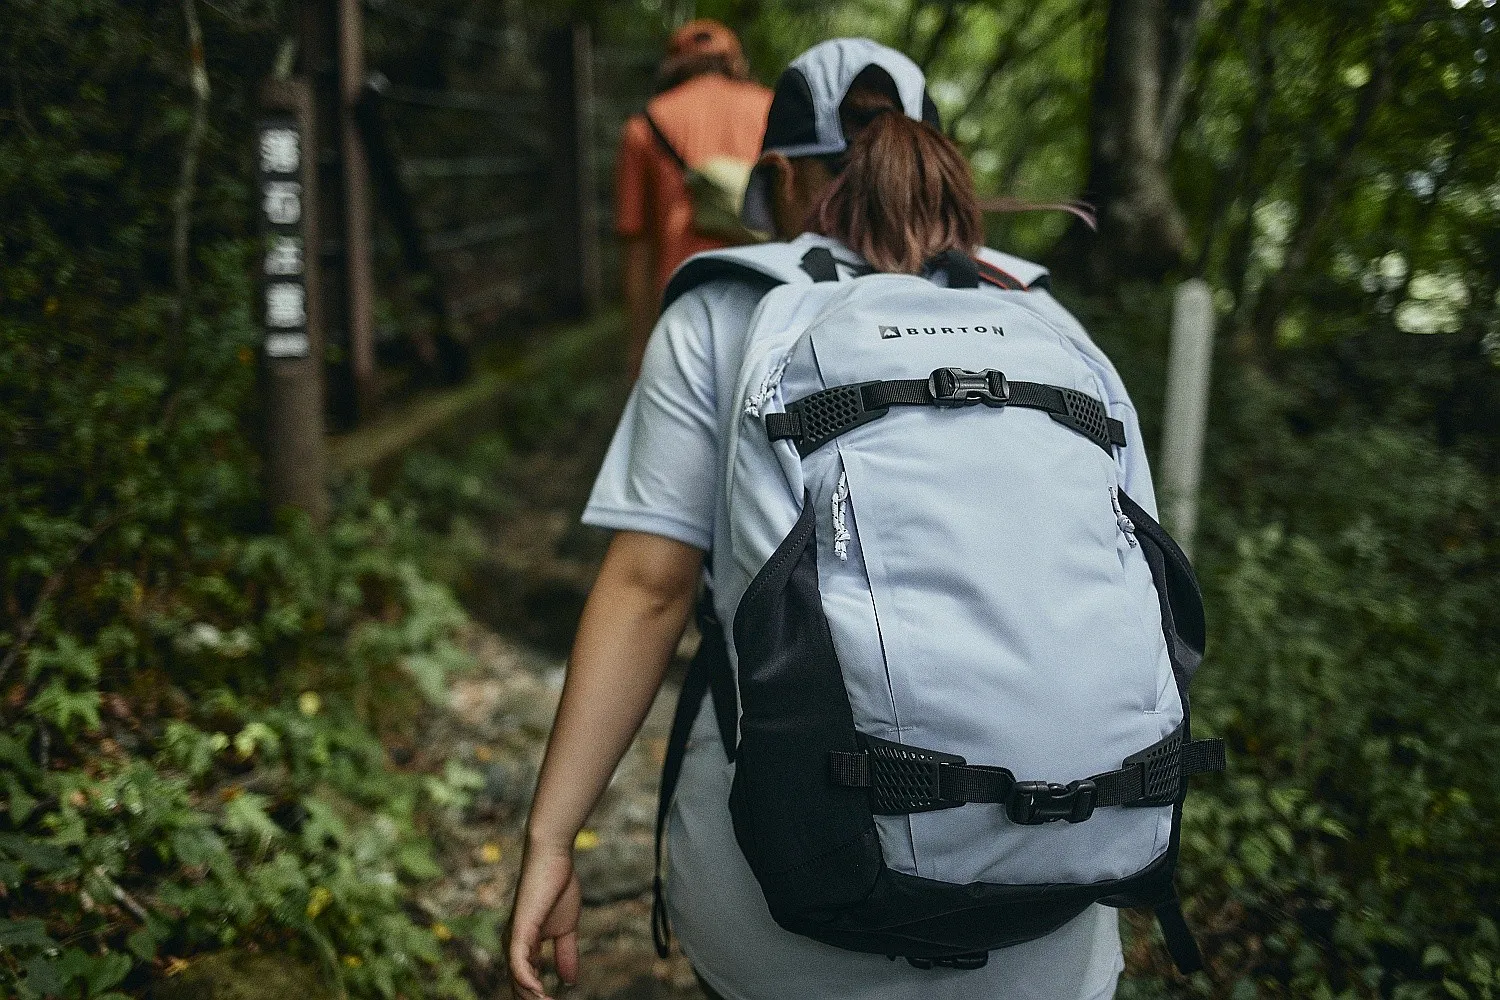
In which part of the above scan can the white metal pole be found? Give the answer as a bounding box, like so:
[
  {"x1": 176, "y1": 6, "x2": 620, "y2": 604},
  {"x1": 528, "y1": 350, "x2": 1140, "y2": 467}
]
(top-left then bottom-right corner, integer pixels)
[{"x1": 1159, "y1": 279, "x2": 1216, "y2": 558}]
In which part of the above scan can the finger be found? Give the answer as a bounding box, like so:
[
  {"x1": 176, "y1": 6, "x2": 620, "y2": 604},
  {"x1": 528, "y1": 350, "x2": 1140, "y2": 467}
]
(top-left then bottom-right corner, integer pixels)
[
  {"x1": 508, "y1": 927, "x2": 547, "y2": 999},
  {"x1": 510, "y1": 972, "x2": 551, "y2": 1000},
  {"x1": 555, "y1": 929, "x2": 580, "y2": 985}
]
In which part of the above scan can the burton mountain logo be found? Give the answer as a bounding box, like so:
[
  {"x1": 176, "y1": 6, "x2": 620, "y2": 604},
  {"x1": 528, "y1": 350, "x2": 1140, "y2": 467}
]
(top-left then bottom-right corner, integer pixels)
[{"x1": 877, "y1": 322, "x2": 1005, "y2": 339}]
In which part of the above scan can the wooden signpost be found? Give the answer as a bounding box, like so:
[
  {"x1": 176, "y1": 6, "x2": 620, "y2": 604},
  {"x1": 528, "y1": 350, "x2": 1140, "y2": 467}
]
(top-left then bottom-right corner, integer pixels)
[{"x1": 259, "y1": 78, "x2": 330, "y2": 528}]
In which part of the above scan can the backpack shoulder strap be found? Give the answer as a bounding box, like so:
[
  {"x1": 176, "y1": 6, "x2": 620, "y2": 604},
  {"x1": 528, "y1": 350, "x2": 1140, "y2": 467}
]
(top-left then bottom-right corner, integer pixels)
[
  {"x1": 642, "y1": 110, "x2": 689, "y2": 173},
  {"x1": 974, "y1": 247, "x2": 1052, "y2": 292},
  {"x1": 652, "y1": 589, "x2": 736, "y2": 959},
  {"x1": 661, "y1": 239, "x2": 849, "y2": 311}
]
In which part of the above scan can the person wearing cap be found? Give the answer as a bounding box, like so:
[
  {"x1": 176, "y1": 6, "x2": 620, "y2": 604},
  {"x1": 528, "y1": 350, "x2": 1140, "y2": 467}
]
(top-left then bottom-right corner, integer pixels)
[
  {"x1": 509, "y1": 38, "x2": 1139, "y2": 1000},
  {"x1": 615, "y1": 20, "x2": 773, "y2": 380}
]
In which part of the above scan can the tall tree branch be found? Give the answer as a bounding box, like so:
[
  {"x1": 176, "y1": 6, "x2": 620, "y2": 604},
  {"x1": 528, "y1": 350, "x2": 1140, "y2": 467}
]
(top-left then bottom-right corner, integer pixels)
[
  {"x1": 1248, "y1": 16, "x2": 1420, "y2": 350},
  {"x1": 918, "y1": 0, "x2": 965, "y2": 71},
  {"x1": 946, "y1": 0, "x2": 1082, "y2": 136},
  {"x1": 1157, "y1": 0, "x2": 1204, "y2": 154},
  {"x1": 900, "y1": 0, "x2": 930, "y2": 52},
  {"x1": 1197, "y1": 1, "x2": 1274, "y2": 279},
  {"x1": 170, "y1": 0, "x2": 211, "y2": 348},
  {"x1": 1049, "y1": 0, "x2": 1188, "y2": 284}
]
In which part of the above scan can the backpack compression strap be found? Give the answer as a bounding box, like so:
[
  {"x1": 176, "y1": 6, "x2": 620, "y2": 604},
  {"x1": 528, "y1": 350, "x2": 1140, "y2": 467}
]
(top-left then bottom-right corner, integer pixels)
[
  {"x1": 651, "y1": 591, "x2": 737, "y2": 959},
  {"x1": 765, "y1": 367, "x2": 1128, "y2": 455},
  {"x1": 827, "y1": 723, "x2": 1225, "y2": 820}
]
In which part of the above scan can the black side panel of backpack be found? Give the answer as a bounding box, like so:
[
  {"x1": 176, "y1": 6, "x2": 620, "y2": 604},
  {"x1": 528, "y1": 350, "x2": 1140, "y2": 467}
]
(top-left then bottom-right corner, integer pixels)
[
  {"x1": 728, "y1": 495, "x2": 1173, "y2": 957},
  {"x1": 729, "y1": 493, "x2": 883, "y2": 924},
  {"x1": 727, "y1": 491, "x2": 1212, "y2": 962}
]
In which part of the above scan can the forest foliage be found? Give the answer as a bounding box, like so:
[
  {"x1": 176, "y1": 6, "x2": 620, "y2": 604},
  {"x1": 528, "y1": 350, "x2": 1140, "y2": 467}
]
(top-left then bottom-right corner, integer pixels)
[{"x1": 2, "y1": 0, "x2": 1498, "y2": 998}]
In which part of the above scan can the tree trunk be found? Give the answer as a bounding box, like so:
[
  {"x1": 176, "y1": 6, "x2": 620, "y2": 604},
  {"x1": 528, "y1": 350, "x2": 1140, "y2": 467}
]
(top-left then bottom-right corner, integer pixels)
[{"x1": 1050, "y1": 0, "x2": 1198, "y2": 287}]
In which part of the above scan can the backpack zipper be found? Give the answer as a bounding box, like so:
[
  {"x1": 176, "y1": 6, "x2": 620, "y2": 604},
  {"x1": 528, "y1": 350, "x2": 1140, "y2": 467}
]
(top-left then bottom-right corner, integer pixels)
[
  {"x1": 1110, "y1": 484, "x2": 1138, "y2": 546},
  {"x1": 831, "y1": 471, "x2": 851, "y2": 561}
]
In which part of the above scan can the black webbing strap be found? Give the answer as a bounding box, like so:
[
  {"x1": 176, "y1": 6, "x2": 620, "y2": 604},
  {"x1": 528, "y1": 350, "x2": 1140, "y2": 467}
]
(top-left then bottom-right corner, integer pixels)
[
  {"x1": 643, "y1": 111, "x2": 689, "y2": 172},
  {"x1": 765, "y1": 369, "x2": 1128, "y2": 456},
  {"x1": 652, "y1": 591, "x2": 736, "y2": 959},
  {"x1": 974, "y1": 256, "x2": 1028, "y2": 291},
  {"x1": 929, "y1": 249, "x2": 980, "y2": 288},
  {"x1": 827, "y1": 724, "x2": 1224, "y2": 822},
  {"x1": 800, "y1": 247, "x2": 841, "y2": 283},
  {"x1": 1155, "y1": 895, "x2": 1206, "y2": 974}
]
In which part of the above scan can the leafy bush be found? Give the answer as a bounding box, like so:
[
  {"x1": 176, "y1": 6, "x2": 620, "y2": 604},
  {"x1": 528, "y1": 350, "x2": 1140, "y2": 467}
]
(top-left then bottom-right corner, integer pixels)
[
  {"x1": 0, "y1": 495, "x2": 489, "y2": 999},
  {"x1": 1082, "y1": 292, "x2": 1500, "y2": 1000},
  {"x1": 0, "y1": 3, "x2": 490, "y2": 996}
]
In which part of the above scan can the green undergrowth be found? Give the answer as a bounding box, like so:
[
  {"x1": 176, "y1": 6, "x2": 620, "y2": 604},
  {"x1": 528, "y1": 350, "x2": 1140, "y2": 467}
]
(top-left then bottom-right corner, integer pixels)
[
  {"x1": 1079, "y1": 288, "x2": 1500, "y2": 1000},
  {"x1": 0, "y1": 5, "x2": 514, "y2": 995},
  {"x1": 0, "y1": 491, "x2": 499, "y2": 999}
]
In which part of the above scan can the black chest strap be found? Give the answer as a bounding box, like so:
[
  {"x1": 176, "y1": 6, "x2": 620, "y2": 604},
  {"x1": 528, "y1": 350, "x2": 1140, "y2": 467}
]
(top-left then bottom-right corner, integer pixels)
[{"x1": 765, "y1": 368, "x2": 1127, "y2": 455}]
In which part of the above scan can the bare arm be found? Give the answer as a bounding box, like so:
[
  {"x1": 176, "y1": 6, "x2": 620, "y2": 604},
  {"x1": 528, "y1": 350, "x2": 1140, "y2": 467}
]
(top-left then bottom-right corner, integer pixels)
[
  {"x1": 508, "y1": 530, "x2": 703, "y2": 999},
  {"x1": 623, "y1": 235, "x2": 657, "y2": 382}
]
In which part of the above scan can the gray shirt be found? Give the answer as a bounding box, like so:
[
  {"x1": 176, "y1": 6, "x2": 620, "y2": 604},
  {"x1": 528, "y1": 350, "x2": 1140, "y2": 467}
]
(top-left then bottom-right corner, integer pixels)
[{"x1": 584, "y1": 262, "x2": 1144, "y2": 1000}]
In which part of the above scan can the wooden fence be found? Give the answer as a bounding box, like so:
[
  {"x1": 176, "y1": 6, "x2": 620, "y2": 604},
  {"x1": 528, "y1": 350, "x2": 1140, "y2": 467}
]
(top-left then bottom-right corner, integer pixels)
[{"x1": 259, "y1": 1, "x2": 659, "y2": 516}]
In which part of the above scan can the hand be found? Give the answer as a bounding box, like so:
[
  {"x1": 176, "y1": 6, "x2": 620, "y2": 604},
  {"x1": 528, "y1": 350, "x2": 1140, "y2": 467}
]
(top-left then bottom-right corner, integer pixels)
[{"x1": 508, "y1": 840, "x2": 582, "y2": 1000}]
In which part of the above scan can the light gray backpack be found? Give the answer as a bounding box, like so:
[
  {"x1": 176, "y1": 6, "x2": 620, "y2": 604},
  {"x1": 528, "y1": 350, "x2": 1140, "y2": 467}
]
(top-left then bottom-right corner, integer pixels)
[{"x1": 651, "y1": 236, "x2": 1223, "y2": 973}]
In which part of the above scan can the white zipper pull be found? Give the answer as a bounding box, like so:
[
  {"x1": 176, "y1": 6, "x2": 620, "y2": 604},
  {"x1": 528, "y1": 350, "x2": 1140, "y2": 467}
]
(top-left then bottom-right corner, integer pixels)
[
  {"x1": 831, "y1": 472, "x2": 851, "y2": 561},
  {"x1": 745, "y1": 352, "x2": 792, "y2": 418},
  {"x1": 1110, "y1": 485, "x2": 1137, "y2": 546}
]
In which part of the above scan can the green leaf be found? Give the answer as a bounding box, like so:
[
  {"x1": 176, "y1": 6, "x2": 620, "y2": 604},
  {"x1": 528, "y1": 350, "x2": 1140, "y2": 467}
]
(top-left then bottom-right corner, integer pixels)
[
  {"x1": 5, "y1": 773, "x2": 39, "y2": 825},
  {"x1": 0, "y1": 832, "x2": 70, "y2": 875},
  {"x1": 125, "y1": 928, "x2": 156, "y2": 962},
  {"x1": 27, "y1": 679, "x2": 101, "y2": 733},
  {"x1": 21, "y1": 952, "x2": 67, "y2": 996},
  {"x1": 81, "y1": 950, "x2": 132, "y2": 992},
  {"x1": 0, "y1": 918, "x2": 56, "y2": 951}
]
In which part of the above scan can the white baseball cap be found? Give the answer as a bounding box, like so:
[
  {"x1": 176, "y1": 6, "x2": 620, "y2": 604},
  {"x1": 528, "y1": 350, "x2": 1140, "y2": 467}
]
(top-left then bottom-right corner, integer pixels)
[{"x1": 742, "y1": 38, "x2": 941, "y2": 234}]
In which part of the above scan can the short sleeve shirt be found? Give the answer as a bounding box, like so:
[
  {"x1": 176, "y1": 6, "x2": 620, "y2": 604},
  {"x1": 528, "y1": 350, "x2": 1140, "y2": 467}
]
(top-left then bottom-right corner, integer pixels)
[{"x1": 614, "y1": 74, "x2": 774, "y2": 295}]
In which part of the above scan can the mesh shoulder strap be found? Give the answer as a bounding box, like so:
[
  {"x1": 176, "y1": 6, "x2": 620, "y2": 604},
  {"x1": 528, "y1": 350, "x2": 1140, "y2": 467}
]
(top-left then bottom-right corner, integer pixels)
[{"x1": 974, "y1": 247, "x2": 1052, "y2": 291}]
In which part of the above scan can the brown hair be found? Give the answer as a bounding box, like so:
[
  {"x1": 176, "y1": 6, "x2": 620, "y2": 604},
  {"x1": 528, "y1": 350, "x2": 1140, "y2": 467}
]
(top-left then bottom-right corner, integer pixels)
[{"x1": 808, "y1": 90, "x2": 983, "y2": 275}]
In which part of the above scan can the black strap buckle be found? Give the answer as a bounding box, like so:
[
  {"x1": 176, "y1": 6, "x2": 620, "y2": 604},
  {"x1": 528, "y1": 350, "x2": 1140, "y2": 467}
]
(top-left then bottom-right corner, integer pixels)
[
  {"x1": 1006, "y1": 779, "x2": 1098, "y2": 825},
  {"x1": 904, "y1": 951, "x2": 989, "y2": 970},
  {"x1": 927, "y1": 368, "x2": 1009, "y2": 407}
]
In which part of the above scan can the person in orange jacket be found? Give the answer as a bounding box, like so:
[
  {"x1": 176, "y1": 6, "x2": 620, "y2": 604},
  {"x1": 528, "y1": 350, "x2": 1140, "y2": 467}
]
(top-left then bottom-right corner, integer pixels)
[{"x1": 614, "y1": 20, "x2": 773, "y2": 380}]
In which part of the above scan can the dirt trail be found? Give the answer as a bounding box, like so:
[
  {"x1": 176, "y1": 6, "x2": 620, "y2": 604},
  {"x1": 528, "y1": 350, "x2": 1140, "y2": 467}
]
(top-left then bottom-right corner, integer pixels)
[
  {"x1": 415, "y1": 626, "x2": 703, "y2": 999},
  {"x1": 411, "y1": 322, "x2": 710, "y2": 998}
]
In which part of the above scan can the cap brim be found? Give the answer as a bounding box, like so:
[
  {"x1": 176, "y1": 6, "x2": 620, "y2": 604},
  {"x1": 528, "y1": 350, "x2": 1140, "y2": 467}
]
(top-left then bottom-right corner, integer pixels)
[{"x1": 740, "y1": 163, "x2": 775, "y2": 236}]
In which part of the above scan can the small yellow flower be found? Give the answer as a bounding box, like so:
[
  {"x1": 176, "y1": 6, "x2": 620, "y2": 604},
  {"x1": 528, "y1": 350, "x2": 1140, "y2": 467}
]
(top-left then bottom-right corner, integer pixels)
[
  {"x1": 298, "y1": 691, "x2": 322, "y2": 716},
  {"x1": 306, "y1": 885, "x2": 332, "y2": 919},
  {"x1": 573, "y1": 829, "x2": 600, "y2": 851},
  {"x1": 432, "y1": 922, "x2": 453, "y2": 942},
  {"x1": 478, "y1": 842, "x2": 502, "y2": 865},
  {"x1": 342, "y1": 954, "x2": 363, "y2": 968}
]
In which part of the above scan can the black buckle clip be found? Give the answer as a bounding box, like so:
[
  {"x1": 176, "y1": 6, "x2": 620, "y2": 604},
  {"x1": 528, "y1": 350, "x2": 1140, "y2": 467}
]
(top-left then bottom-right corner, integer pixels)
[
  {"x1": 1006, "y1": 779, "x2": 1098, "y2": 825},
  {"x1": 904, "y1": 952, "x2": 989, "y2": 971},
  {"x1": 927, "y1": 368, "x2": 1009, "y2": 407}
]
